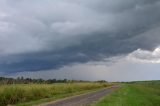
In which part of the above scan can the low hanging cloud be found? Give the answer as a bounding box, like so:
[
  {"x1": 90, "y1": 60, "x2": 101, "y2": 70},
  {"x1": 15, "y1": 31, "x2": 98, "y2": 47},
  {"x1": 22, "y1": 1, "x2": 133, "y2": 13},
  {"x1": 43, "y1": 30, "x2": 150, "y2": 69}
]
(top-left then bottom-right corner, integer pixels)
[
  {"x1": 128, "y1": 47, "x2": 160, "y2": 63},
  {"x1": 0, "y1": 0, "x2": 160, "y2": 75}
]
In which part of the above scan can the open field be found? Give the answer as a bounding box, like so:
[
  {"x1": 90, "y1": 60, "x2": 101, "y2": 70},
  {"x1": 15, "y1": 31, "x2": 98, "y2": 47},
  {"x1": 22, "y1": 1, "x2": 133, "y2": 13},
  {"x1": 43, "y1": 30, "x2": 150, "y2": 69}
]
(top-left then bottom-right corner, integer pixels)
[
  {"x1": 0, "y1": 82, "x2": 112, "y2": 106},
  {"x1": 95, "y1": 81, "x2": 160, "y2": 106},
  {"x1": 1, "y1": 80, "x2": 160, "y2": 106}
]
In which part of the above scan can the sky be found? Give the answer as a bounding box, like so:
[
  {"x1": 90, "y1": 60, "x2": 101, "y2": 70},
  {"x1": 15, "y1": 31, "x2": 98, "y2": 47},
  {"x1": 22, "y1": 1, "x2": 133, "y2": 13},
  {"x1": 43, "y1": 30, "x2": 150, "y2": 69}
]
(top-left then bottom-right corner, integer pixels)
[{"x1": 0, "y1": 0, "x2": 160, "y2": 81}]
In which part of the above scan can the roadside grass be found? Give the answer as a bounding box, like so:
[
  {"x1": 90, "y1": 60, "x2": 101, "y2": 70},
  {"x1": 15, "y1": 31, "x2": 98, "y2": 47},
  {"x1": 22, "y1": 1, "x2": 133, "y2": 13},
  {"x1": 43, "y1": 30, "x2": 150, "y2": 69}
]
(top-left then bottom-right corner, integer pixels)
[
  {"x1": 0, "y1": 82, "x2": 112, "y2": 106},
  {"x1": 95, "y1": 81, "x2": 160, "y2": 106}
]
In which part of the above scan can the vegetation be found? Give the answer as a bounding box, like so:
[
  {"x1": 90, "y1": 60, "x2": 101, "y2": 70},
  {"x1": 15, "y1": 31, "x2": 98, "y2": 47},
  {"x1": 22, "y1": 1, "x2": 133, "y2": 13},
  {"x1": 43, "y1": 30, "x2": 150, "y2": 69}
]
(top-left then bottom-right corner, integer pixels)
[
  {"x1": 0, "y1": 79, "x2": 111, "y2": 106},
  {"x1": 96, "y1": 80, "x2": 160, "y2": 106},
  {"x1": 0, "y1": 76, "x2": 94, "y2": 84},
  {"x1": 2, "y1": 76, "x2": 159, "y2": 106}
]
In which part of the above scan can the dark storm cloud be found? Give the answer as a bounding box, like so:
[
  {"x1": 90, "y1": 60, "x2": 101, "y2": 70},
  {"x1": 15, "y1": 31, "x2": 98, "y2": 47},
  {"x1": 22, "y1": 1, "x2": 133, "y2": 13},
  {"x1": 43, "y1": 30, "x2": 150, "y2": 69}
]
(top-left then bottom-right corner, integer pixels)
[{"x1": 0, "y1": 0, "x2": 160, "y2": 74}]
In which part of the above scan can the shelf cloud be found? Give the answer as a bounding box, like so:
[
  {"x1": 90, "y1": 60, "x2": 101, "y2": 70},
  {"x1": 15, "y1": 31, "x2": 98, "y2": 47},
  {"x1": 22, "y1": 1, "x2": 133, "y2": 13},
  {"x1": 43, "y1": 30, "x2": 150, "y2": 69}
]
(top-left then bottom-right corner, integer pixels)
[{"x1": 0, "y1": 0, "x2": 160, "y2": 78}]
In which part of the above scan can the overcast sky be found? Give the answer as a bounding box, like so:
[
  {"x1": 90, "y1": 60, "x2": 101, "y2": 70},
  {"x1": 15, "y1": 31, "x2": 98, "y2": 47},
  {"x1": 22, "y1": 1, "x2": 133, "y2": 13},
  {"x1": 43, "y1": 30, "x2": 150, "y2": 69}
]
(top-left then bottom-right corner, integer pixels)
[{"x1": 1, "y1": 0, "x2": 160, "y2": 81}]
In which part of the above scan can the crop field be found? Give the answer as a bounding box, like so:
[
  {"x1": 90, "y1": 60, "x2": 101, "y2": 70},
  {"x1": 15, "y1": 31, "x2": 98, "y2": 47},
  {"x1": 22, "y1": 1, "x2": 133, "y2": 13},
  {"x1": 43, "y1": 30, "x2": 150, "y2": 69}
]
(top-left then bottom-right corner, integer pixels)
[
  {"x1": 0, "y1": 82, "x2": 111, "y2": 106},
  {"x1": 95, "y1": 81, "x2": 160, "y2": 106}
]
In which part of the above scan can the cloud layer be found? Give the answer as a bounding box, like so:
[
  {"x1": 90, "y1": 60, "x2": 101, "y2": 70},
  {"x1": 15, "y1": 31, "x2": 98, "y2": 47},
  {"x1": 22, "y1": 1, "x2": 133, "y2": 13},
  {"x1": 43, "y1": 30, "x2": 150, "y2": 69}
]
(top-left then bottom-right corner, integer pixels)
[
  {"x1": 10, "y1": 56, "x2": 160, "y2": 81},
  {"x1": 128, "y1": 47, "x2": 160, "y2": 63},
  {"x1": 0, "y1": 0, "x2": 160, "y2": 74}
]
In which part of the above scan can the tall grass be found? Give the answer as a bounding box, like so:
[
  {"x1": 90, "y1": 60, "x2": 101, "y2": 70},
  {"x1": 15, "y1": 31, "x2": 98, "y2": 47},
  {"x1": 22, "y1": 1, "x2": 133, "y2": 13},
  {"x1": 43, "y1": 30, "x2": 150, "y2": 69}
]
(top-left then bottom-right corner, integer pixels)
[{"x1": 0, "y1": 82, "x2": 111, "y2": 106}]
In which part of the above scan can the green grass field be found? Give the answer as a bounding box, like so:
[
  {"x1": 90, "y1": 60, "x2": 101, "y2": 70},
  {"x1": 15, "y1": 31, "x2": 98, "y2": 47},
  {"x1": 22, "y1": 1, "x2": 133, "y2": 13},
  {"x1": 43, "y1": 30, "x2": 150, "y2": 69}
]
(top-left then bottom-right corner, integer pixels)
[
  {"x1": 0, "y1": 82, "x2": 111, "y2": 106},
  {"x1": 96, "y1": 81, "x2": 160, "y2": 106}
]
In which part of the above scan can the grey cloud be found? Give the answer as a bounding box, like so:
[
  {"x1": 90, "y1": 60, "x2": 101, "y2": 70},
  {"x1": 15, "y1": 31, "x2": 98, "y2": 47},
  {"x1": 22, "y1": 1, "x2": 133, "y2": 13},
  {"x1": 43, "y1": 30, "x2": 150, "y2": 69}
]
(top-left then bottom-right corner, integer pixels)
[
  {"x1": 9, "y1": 58, "x2": 160, "y2": 81},
  {"x1": 0, "y1": 0, "x2": 160, "y2": 74}
]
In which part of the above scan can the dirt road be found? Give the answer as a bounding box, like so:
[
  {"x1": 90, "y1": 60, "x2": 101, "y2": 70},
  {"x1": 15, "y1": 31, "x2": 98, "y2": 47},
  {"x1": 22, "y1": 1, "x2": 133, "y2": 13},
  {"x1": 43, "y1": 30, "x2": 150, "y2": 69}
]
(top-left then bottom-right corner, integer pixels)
[{"x1": 38, "y1": 86, "x2": 119, "y2": 106}]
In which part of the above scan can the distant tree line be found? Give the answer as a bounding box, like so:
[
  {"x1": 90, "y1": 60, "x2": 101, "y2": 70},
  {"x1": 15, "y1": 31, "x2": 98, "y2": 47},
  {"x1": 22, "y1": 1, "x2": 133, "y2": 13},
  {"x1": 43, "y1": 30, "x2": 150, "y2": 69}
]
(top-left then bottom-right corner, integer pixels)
[{"x1": 0, "y1": 77, "x2": 107, "y2": 84}]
